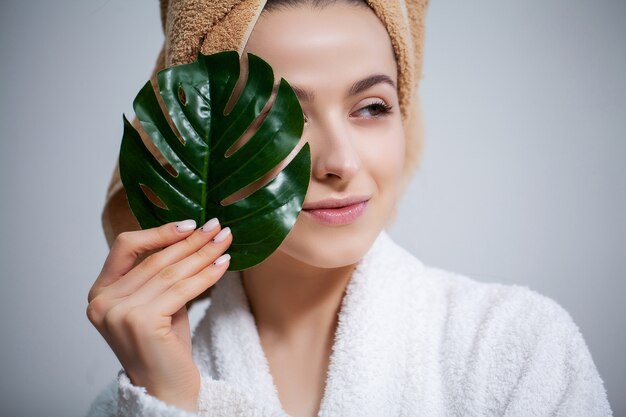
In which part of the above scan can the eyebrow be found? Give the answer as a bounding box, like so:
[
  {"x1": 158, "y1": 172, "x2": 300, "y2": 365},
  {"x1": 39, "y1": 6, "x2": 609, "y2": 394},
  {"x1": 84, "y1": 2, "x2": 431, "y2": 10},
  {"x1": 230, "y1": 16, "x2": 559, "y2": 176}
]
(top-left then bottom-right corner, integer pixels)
[
  {"x1": 348, "y1": 74, "x2": 396, "y2": 97},
  {"x1": 288, "y1": 74, "x2": 396, "y2": 103},
  {"x1": 290, "y1": 85, "x2": 315, "y2": 103}
]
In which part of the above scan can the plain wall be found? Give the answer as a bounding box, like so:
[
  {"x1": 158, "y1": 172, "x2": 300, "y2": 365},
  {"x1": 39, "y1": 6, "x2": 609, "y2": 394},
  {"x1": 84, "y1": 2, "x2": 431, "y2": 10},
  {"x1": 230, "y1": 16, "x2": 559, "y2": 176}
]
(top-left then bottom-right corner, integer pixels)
[{"x1": 0, "y1": 1, "x2": 623, "y2": 416}]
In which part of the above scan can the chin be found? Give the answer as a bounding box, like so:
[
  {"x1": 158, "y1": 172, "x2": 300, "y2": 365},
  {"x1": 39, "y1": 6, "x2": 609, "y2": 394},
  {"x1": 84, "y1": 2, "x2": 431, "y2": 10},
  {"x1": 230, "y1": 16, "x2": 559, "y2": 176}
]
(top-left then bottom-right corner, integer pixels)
[{"x1": 277, "y1": 222, "x2": 382, "y2": 269}]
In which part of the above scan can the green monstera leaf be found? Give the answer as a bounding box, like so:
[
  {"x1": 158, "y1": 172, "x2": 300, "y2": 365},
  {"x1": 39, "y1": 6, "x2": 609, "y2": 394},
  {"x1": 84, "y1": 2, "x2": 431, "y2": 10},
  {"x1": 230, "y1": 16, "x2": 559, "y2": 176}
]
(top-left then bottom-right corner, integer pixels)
[{"x1": 119, "y1": 51, "x2": 311, "y2": 271}]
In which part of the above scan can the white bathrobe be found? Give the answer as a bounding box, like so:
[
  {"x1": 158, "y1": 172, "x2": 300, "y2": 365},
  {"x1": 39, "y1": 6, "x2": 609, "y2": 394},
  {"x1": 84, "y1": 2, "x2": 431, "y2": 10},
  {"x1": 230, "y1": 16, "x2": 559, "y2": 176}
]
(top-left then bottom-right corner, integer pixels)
[{"x1": 86, "y1": 231, "x2": 612, "y2": 417}]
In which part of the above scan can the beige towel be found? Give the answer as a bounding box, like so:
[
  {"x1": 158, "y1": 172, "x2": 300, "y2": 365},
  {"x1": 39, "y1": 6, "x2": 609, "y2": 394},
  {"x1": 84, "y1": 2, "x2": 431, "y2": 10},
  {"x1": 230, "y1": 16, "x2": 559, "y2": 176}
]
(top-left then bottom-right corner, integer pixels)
[{"x1": 102, "y1": 0, "x2": 429, "y2": 246}]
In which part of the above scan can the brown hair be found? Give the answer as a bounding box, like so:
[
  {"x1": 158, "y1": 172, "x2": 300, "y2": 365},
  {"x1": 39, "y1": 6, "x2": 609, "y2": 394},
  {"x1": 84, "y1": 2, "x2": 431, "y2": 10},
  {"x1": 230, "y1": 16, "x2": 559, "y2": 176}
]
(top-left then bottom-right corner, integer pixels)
[{"x1": 262, "y1": 0, "x2": 368, "y2": 13}]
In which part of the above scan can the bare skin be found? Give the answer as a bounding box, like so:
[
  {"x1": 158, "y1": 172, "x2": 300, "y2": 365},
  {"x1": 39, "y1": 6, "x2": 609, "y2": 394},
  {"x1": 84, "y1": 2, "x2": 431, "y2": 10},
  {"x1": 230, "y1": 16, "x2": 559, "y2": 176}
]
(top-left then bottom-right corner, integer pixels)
[{"x1": 242, "y1": 251, "x2": 355, "y2": 416}]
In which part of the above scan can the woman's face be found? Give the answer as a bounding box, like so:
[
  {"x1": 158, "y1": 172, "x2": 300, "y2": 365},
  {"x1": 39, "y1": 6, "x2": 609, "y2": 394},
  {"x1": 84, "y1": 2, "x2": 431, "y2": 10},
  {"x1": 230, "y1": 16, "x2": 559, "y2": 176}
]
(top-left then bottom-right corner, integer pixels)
[{"x1": 242, "y1": 3, "x2": 405, "y2": 268}]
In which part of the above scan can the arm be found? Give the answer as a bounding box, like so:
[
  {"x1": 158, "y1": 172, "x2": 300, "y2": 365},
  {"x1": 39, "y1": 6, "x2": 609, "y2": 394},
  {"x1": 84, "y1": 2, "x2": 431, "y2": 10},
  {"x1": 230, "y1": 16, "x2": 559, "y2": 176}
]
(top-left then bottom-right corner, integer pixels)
[
  {"x1": 87, "y1": 221, "x2": 284, "y2": 416},
  {"x1": 86, "y1": 371, "x2": 286, "y2": 417}
]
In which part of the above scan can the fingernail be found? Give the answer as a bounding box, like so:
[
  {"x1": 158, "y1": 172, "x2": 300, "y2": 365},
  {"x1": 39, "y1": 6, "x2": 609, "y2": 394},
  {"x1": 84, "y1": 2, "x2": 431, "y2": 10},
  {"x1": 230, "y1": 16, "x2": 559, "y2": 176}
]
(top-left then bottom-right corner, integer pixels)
[
  {"x1": 201, "y1": 218, "x2": 219, "y2": 232},
  {"x1": 212, "y1": 227, "x2": 231, "y2": 243},
  {"x1": 213, "y1": 253, "x2": 231, "y2": 266},
  {"x1": 176, "y1": 219, "x2": 196, "y2": 232}
]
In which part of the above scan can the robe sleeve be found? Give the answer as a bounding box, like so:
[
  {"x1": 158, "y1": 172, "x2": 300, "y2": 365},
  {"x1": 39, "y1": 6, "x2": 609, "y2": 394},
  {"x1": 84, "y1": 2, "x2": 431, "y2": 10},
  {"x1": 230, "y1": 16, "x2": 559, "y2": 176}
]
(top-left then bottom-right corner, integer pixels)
[
  {"x1": 498, "y1": 292, "x2": 613, "y2": 417},
  {"x1": 85, "y1": 370, "x2": 285, "y2": 417}
]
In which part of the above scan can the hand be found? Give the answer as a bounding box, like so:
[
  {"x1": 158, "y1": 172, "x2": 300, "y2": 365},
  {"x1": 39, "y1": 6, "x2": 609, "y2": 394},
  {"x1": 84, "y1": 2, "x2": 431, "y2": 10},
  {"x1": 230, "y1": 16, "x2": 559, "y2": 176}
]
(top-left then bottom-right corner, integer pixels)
[{"x1": 87, "y1": 218, "x2": 232, "y2": 412}]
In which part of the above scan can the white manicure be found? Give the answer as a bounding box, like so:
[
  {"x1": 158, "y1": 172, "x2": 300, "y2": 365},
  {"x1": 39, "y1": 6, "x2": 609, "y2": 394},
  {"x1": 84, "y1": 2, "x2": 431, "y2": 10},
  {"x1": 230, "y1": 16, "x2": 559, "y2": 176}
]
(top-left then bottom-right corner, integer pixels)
[
  {"x1": 212, "y1": 227, "x2": 231, "y2": 243},
  {"x1": 176, "y1": 219, "x2": 196, "y2": 232},
  {"x1": 213, "y1": 253, "x2": 231, "y2": 266},
  {"x1": 201, "y1": 218, "x2": 220, "y2": 232}
]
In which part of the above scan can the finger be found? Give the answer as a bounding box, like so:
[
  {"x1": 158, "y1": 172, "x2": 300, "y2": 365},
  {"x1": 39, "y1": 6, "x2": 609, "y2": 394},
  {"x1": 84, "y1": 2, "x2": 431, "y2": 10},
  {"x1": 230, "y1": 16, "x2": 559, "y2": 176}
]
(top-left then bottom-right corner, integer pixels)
[
  {"x1": 96, "y1": 219, "x2": 198, "y2": 288},
  {"x1": 116, "y1": 228, "x2": 232, "y2": 308},
  {"x1": 102, "y1": 221, "x2": 228, "y2": 300},
  {"x1": 153, "y1": 253, "x2": 231, "y2": 317}
]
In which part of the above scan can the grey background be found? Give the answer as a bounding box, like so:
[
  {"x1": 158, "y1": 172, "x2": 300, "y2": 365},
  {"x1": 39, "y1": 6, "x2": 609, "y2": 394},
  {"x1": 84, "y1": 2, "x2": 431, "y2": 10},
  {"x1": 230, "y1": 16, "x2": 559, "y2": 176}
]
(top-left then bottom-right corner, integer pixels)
[{"x1": 0, "y1": 1, "x2": 623, "y2": 416}]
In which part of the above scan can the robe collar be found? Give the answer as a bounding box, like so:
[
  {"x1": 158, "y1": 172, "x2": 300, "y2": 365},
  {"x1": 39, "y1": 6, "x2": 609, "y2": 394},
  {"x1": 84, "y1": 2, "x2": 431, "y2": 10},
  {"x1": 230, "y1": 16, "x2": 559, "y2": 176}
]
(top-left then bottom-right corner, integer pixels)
[{"x1": 192, "y1": 230, "x2": 430, "y2": 416}]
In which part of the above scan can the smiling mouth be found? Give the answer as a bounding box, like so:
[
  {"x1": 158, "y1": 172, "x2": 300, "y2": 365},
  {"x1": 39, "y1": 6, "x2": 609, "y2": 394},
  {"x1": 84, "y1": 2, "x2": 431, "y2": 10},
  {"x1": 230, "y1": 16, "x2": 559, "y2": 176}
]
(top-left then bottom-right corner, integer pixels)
[{"x1": 302, "y1": 197, "x2": 369, "y2": 225}]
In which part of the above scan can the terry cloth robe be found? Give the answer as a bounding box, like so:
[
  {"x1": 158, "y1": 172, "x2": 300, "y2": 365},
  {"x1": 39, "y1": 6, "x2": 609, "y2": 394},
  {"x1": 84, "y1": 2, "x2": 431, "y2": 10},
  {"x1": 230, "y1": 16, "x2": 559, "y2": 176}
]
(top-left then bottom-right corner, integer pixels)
[{"x1": 86, "y1": 231, "x2": 613, "y2": 417}]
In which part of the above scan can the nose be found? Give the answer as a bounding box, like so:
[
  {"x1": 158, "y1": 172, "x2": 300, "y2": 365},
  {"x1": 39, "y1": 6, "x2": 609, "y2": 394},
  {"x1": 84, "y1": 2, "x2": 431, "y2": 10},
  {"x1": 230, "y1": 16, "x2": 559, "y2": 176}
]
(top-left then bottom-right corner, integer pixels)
[{"x1": 309, "y1": 118, "x2": 361, "y2": 183}]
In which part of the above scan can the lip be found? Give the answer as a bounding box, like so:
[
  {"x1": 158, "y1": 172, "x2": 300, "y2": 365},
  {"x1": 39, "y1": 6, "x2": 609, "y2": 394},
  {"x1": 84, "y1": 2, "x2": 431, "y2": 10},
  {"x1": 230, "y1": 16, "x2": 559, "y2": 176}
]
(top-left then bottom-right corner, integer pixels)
[{"x1": 302, "y1": 196, "x2": 370, "y2": 225}]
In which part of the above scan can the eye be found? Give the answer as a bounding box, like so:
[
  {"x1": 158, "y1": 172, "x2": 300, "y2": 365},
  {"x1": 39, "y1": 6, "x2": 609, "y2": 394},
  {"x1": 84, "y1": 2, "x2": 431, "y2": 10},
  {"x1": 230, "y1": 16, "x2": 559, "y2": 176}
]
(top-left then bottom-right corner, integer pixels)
[{"x1": 351, "y1": 100, "x2": 393, "y2": 119}]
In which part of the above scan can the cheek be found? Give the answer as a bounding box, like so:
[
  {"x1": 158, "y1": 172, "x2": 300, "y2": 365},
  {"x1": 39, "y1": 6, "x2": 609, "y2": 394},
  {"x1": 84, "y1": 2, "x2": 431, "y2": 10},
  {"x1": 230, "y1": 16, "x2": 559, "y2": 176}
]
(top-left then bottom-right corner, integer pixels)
[
  {"x1": 360, "y1": 123, "x2": 406, "y2": 195},
  {"x1": 273, "y1": 123, "x2": 405, "y2": 269}
]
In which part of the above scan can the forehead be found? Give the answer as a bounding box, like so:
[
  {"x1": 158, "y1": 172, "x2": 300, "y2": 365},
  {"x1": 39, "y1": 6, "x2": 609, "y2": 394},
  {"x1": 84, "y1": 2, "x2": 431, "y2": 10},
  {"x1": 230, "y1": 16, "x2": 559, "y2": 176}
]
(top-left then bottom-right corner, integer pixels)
[{"x1": 243, "y1": 4, "x2": 397, "y2": 89}]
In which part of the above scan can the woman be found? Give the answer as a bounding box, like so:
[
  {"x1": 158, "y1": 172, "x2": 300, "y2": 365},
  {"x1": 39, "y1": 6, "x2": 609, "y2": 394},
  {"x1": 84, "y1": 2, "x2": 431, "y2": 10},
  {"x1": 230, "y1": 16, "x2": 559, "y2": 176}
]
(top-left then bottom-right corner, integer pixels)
[{"x1": 87, "y1": 0, "x2": 612, "y2": 416}]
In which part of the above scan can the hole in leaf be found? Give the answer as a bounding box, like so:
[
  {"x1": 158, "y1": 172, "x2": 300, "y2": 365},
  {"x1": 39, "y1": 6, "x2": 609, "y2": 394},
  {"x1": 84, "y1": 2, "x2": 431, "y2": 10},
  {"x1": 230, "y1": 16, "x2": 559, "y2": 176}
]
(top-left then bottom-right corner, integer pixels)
[
  {"x1": 131, "y1": 115, "x2": 182, "y2": 171},
  {"x1": 178, "y1": 85, "x2": 187, "y2": 106},
  {"x1": 140, "y1": 184, "x2": 169, "y2": 210},
  {"x1": 149, "y1": 77, "x2": 186, "y2": 147},
  {"x1": 223, "y1": 53, "x2": 248, "y2": 117},
  {"x1": 163, "y1": 163, "x2": 178, "y2": 177},
  {"x1": 220, "y1": 137, "x2": 308, "y2": 206},
  {"x1": 225, "y1": 84, "x2": 278, "y2": 157}
]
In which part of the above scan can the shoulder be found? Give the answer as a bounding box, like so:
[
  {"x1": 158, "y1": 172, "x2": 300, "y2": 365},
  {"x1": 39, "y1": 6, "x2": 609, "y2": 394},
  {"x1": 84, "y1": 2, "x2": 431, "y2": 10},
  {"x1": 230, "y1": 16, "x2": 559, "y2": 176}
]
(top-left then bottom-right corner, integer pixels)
[
  {"x1": 421, "y1": 264, "x2": 581, "y2": 347},
  {"x1": 405, "y1": 264, "x2": 611, "y2": 415},
  {"x1": 427, "y1": 264, "x2": 576, "y2": 331},
  {"x1": 381, "y1": 232, "x2": 576, "y2": 333},
  {"x1": 377, "y1": 232, "x2": 581, "y2": 345},
  {"x1": 406, "y1": 256, "x2": 586, "y2": 371}
]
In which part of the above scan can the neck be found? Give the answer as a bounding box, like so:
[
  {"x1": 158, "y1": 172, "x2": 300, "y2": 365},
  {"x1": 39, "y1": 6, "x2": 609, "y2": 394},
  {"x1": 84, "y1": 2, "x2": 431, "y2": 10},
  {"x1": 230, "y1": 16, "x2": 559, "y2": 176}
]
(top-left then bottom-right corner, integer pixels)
[{"x1": 241, "y1": 250, "x2": 356, "y2": 341}]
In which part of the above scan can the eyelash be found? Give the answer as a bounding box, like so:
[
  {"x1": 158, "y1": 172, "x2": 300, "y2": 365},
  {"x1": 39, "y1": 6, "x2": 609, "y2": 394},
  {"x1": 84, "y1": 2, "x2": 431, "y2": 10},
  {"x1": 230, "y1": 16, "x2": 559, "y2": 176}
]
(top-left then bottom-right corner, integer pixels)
[
  {"x1": 302, "y1": 100, "x2": 393, "y2": 124},
  {"x1": 355, "y1": 100, "x2": 393, "y2": 118}
]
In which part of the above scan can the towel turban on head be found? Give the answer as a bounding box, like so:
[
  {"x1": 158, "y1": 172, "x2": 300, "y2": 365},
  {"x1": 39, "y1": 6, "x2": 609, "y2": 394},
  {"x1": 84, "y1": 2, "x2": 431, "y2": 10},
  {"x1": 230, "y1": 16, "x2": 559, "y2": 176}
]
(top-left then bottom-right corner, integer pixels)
[{"x1": 102, "y1": 0, "x2": 429, "y2": 246}]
